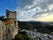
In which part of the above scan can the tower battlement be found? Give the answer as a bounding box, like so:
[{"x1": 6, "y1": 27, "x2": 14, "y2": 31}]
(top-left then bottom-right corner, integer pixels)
[{"x1": 6, "y1": 9, "x2": 16, "y2": 19}]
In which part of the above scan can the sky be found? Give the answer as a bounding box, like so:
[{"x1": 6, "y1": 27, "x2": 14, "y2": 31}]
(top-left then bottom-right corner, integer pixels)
[
  {"x1": 0, "y1": 0, "x2": 17, "y2": 16},
  {"x1": 16, "y1": 0, "x2": 53, "y2": 22},
  {"x1": 0, "y1": 0, "x2": 53, "y2": 22}
]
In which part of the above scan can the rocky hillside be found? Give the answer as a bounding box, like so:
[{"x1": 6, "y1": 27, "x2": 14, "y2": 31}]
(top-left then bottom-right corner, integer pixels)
[{"x1": 18, "y1": 21, "x2": 53, "y2": 34}]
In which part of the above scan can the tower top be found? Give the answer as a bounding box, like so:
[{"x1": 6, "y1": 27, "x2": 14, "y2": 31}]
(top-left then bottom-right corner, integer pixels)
[{"x1": 6, "y1": 9, "x2": 16, "y2": 19}]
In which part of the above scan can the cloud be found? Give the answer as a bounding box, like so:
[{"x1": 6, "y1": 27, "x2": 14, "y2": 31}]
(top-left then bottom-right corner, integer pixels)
[
  {"x1": 36, "y1": 13, "x2": 53, "y2": 22},
  {"x1": 17, "y1": 0, "x2": 34, "y2": 8},
  {"x1": 16, "y1": 0, "x2": 53, "y2": 21}
]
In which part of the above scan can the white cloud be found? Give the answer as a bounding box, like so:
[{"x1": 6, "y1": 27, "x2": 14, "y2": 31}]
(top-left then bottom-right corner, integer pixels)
[
  {"x1": 16, "y1": 0, "x2": 53, "y2": 21},
  {"x1": 48, "y1": 4, "x2": 53, "y2": 11}
]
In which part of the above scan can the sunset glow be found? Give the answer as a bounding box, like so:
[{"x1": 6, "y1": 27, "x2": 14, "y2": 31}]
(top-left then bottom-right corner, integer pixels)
[{"x1": 37, "y1": 14, "x2": 53, "y2": 22}]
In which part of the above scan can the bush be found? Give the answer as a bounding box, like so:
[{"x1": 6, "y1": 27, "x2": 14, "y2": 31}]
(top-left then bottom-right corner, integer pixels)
[{"x1": 13, "y1": 31, "x2": 32, "y2": 40}]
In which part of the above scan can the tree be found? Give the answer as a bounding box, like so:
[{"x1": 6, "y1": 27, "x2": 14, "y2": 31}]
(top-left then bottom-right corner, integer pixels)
[{"x1": 0, "y1": 16, "x2": 5, "y2": 21}]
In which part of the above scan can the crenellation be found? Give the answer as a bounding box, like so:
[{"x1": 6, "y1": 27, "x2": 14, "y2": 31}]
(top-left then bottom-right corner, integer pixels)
[{"x1": 6, "y1": 9, "x2": 16, "y2": 19}]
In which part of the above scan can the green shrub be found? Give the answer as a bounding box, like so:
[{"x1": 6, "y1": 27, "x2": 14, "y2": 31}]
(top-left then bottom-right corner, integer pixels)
[{"x1": 13, "y1": 31, "x2": 32, "y2": 40}]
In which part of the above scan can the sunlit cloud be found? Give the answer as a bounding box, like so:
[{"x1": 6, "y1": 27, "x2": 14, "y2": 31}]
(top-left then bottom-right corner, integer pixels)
[
  {"x1": 16, "y1": 0, "x2": 53, "y2": 21},
  {"x1": 48, "y1": 4, "x2": 53, "y2": 11},
  {"x1": 36, "y1": 14, "x2": 53, "y2": 22}
]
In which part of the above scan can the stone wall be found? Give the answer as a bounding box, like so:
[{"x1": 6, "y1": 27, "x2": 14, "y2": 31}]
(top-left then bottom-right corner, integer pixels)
[{"x1": 6, "y1": 9, "x2": 16, "y2": 19}]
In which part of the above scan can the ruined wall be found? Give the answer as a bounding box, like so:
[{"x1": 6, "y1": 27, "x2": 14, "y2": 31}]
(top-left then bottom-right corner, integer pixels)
[{"x1": 6, "y1": 9, "x2": 16, "y2": 19}]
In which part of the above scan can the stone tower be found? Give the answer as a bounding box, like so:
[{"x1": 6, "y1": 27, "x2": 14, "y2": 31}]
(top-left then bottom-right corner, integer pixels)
[
  {"x1": 6, "y1": 9, "x2": 16, "y2": 19},
  {"x1": 5, "y1": 9, "x2": 18, "y2": 40}
]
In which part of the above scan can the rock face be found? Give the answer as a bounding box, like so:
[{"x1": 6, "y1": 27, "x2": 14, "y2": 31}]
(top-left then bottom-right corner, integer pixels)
[
  {"x1": 0, "y1": 9, "x2": 18, "y2": 40},
  {"x1": 5, "y1": 19, "x2": 18, "y2": 40},
  {"x1": 0, "y1": 20, "x2": 6, "y2": 40}
]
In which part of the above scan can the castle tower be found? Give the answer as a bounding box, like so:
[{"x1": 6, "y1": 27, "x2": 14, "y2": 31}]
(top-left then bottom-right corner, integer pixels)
[
  {"x1": 6, "y1": 9, "x2": 16, "y2": 20},
  {"x1": 5, "y1": 9, "x2": 18, "y2": 40}
]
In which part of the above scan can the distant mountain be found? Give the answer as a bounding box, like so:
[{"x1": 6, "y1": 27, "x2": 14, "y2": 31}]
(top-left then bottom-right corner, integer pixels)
[{"x1": 18, "y1": 21, "x2": 53, "y2": 34}]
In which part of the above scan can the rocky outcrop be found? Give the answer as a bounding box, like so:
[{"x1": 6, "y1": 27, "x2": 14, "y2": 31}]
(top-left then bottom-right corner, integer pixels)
[{"x1": 0, "y1": 20, "x2": 6, "y2": 40}]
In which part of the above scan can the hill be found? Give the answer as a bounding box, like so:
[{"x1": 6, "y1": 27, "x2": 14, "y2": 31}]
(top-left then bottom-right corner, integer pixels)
[{"x1": 18, "y1": 21, "x2": 53, "y2": 34}]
